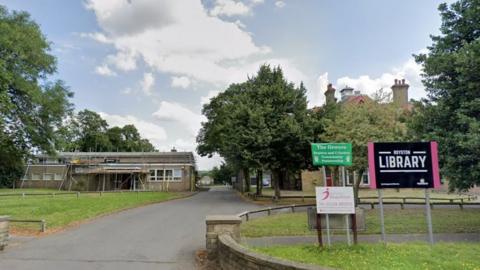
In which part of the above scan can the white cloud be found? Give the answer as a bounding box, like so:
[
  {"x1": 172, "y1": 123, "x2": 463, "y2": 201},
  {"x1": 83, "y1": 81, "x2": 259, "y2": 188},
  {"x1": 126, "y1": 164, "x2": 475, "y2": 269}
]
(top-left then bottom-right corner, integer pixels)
[
  {"x1": 201, "y1": 90, "x2": 221, "y2": 105},
  {"x1": 85, "y1": 0, "x2": 281, "y2": 86},
  {"x1": 98, "y1": 112, "x2": 168, "y2": 147},
  {"x1": 140, "y1": 72, "x2": 155, "y2": 95},
  {"x1": 275, "y1": 1, "x2": 286, "y2": 8},
  {"x1": 307, "y1": 72, "x2": 328, "y2": 108},
  {"x1": 95, "y1": 65, "x2": 117, "y2": 76},
  {"x1": 171, "y1": 76, "x2": 191, "y2": 89},
  {"x1": 152, "y1": 101, "x2": 205, "y2": 137},
  {"x1": 210, "y1": 0, "x2": 251, "y2": 17},
  {"x1": 335, "y1": 58, "x2": 425, "y2": 101}
]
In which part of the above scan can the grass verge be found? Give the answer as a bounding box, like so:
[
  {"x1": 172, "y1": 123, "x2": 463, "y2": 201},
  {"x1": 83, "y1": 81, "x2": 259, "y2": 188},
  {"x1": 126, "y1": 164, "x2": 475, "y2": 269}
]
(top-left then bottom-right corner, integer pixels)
[
  {"x1": 252, "y1": 242, "x2": 480, "y2": 270},
  {"x1": 0, "y1": 190, "x2": 186, "y2": 233},
  {"x1": 241, "y1": 208, "x2": 480, "y2": 237}
]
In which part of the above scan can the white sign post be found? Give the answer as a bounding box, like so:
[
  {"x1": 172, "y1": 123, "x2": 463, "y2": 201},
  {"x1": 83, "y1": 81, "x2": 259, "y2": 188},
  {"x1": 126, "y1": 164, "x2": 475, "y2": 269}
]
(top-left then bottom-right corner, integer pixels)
[
  {"x1": 316, "y1": 186, "x2": 355, "y2": 214},
  {"x1": 315, "y1": 186, "x2": 356, "y2": 247}
]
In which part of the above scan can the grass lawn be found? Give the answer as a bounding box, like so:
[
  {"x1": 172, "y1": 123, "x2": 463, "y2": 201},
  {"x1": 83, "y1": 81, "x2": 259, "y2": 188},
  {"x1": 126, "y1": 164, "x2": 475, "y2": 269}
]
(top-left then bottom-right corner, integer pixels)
[
  {"x1": 241, "y1": 208, "x2": 480, "y2": 237},
  {"x1": 0, "y1": 190, "x2": 185, "y2": 232},
  {"x1": 252, "y1": 242, "x2": 480, "y2": 270}
]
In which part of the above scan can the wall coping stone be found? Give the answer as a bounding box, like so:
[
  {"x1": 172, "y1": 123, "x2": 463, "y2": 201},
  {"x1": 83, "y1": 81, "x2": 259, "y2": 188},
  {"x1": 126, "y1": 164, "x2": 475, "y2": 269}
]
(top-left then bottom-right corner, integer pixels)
[
  {"x1": 206, "y1": 215, "x2": 241, "y2": 225},
  {"x1": 218, "y1": 234, "x2": 333, "y2": 270}
]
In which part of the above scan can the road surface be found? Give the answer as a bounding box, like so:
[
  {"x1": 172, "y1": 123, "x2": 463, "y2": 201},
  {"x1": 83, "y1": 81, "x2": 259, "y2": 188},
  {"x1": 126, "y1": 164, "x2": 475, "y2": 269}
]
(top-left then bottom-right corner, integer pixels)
[{"x1": 0, "y1": 187, "x2": 257, "y2": 270}]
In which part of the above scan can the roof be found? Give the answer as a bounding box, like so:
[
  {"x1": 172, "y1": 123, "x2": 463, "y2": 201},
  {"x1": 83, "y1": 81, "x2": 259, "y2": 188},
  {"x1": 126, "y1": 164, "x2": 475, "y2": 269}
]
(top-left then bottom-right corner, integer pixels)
[
  {"x1": 341, "y1": 95, "x2": 372, "y2": 104},
  {"x1": 36, "y1": 152, "x2": 196, "y2": 165}
]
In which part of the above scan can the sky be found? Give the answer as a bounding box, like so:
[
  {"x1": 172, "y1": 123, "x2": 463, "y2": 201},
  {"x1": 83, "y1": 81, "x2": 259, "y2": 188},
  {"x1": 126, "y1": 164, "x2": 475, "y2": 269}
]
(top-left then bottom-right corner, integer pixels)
[{"x1": 0, "y1": 0, "x2": 449, "y2": 170}]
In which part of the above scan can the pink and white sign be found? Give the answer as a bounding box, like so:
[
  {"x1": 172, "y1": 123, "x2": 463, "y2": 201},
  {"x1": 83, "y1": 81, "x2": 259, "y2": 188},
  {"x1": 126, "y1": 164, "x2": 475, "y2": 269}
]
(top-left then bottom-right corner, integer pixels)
[{"x1": 315, "y1": 187, "x2": 355, "y2": 214}]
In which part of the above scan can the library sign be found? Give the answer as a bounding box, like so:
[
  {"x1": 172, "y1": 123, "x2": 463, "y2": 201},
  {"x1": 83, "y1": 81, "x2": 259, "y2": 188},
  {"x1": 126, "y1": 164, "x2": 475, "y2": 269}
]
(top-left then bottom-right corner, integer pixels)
[{"x1": 368, "y1": 142, "x2": 441, "y2": 189}]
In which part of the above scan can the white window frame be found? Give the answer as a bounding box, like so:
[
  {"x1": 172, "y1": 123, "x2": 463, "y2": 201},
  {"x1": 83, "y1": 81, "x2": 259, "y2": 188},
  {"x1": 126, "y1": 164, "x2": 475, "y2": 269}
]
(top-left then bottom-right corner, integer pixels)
[
  {"x1": 54, "y1": 174, "x2": 63, "y2": 181},
  {"x1": 361, "y1": 171, "x2": 370, "y2": 185},
  {"x1": 148, "y1": 168, "x2": 182, "y2": 182},
  {"x1": 31, "y1": 173, "x2": 40, "y2": 180}
]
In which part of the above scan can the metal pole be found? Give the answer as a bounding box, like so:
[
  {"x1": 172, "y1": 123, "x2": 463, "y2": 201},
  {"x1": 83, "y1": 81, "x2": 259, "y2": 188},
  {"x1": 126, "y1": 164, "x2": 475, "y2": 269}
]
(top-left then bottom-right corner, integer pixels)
[
  {"x1": 316, "y1": 213, "x2": 323, "y2": 247},
  {"x1": 342, "y1": 167, "x2": 351, "y2": 246},
  {"x1": 378, "y1": 189, "x2": 386, "y2": 244},
  {"x1": 322, "y1": 166, "x2": 331, "y2": 247},
  {"x1": 425, "y1": 189, "x2": 434, "y2": 245}
]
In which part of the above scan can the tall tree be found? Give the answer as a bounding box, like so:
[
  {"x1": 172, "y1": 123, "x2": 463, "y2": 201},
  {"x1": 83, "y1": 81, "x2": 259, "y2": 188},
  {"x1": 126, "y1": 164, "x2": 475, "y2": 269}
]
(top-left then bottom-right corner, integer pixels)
[
  {"x1": 412, "y1": 0, "x2": 480, "y2": 190},
  {"x1": 75, "y1": 110, "x2": 112, "y2": 152},
  {"x1": 0, "y1": 6, "x2": 73, "y2": 186},
  {"x1": 197, "y1": 65, "x2": 313, "y2": 197},
  {"x1": 321, "y1": 100, "x2": 408, "y2": 203}
]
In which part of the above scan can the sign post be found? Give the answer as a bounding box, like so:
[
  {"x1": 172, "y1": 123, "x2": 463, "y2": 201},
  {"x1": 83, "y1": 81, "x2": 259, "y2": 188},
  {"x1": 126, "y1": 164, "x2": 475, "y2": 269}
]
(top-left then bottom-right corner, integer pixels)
[
  {"x1": 377, "y1": 189, "x2": 386, "y2": 244},
  {"x1": 368, "y1": 141, "x2": 441, "y2": 245},
  {"x1": 341, "y1": 166, "x2": 351, "y2": 246},
  {"x1": 425, "y1": 189, "x2": 434, "y2": 245},
  {"x1": 321, "y1": 166, "x2": 331, "y2": 247}
]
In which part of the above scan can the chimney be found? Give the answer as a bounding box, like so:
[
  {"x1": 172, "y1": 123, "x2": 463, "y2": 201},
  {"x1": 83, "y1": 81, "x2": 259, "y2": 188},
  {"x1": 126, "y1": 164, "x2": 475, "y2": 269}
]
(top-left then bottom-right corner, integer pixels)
[
  {"x1": 324, "y1": 83, "x2": 337, "y2": 105},
  {"x1": 340, "y1": 86, "x2": 354, "y2": 101},
  {"x1": 171, "y1": 147, "x2": 177, "y2": 152},
  {"x1": 391, "y1": 78, "x2": 409, "y2": 106}
]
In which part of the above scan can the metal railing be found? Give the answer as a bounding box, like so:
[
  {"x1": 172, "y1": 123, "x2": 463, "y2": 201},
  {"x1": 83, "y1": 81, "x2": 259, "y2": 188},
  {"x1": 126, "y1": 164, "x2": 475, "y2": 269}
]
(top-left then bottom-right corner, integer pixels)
[
  {"x1": 10, "y1": 219, "x2": 46, "y2": 232},
  {"x1": 247, "y1": 193, "x2": 477, "y2": 203},
  {"x1": 238, "y1": 200, "x2": 480, "y2": 222}
]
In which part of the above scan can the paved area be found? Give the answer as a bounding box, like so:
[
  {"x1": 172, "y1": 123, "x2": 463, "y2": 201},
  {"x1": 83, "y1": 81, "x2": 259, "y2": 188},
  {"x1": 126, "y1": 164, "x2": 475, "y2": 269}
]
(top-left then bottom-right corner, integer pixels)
[
  {"x1": 244, "y1": 233, "x2": 480, "y2": 247},
  {"x1": 0, "y1": 187, "x2": 258, "y2": 270}
]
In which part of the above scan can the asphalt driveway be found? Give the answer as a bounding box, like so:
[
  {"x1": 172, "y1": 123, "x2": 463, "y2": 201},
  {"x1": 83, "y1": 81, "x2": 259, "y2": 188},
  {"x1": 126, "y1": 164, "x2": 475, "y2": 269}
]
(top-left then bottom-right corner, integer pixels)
[{"x1": 0, "y1": 186, "x2": 257, "y2": 270}]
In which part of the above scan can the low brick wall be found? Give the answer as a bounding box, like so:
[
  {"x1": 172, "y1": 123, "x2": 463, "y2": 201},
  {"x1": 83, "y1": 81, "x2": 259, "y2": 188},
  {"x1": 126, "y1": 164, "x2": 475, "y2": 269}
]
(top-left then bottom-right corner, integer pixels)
[
  {"x1": 217, "y1": 234, "x2": 329, "y2": 270},
  {"x1": 0, "y1": 216, "x2": 9, "y2": 251},
  {"x1": 206, "y1": 215, "x2": 331, "y2": 270}
]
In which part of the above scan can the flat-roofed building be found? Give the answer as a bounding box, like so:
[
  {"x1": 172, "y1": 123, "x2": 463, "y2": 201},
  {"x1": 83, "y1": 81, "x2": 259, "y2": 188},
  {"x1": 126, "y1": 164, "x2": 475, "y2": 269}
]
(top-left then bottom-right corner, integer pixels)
[{"x1": 18, "y1": 151, "x2": 196, "y2": 192}]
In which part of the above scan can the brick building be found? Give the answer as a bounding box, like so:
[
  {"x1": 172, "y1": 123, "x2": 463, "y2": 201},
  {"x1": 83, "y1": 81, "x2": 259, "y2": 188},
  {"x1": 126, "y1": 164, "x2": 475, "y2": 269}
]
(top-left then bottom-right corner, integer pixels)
[{"x1": 18, "y1": 151, "x2": 196, "y2": 192}]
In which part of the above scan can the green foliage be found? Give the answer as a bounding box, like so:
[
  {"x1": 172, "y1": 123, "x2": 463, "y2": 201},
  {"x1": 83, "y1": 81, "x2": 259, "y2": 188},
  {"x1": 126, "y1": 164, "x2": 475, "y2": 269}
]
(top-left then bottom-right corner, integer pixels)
[
  {"x1": 0, "y1": 6, "x2": 73, "y2": 187},
  {"x1": 0, "y1": 191, "x2": 181, "y2": 230},
  {"x1": 197, "y1": 65, "x2": 313, "y2": 195},
  {"x1": 320, "y1": 100, "x2": 408, "y2": 200},
  {"x1": 412, "y1": 0, "x2": 480, "y2": 190},
  {"x1": 253, "y1": 242, "x2": 480, "y2": 270},
  {"x1": 58, "y1": 110, "x2": 156, "y2": 152},
  {"x1": 240, "y1": 208, "x2": 480, "y2": 238},
  {"x1": 211, "y1": 162, "x2": 236, "y2": 184}
]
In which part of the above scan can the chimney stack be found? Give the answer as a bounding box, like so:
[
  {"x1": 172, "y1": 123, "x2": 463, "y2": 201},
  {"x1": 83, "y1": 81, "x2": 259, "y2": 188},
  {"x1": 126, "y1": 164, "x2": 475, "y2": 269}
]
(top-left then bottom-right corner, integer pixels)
[
  {"x1": 391, "y1": 78, "x2": 409, "y2": 106},
  {"x1": 340, "y1": 86, "x2": 354, "y2": 101},
  {"x1": 324, "y1": 83, "x2": 337, "y2": 105}
]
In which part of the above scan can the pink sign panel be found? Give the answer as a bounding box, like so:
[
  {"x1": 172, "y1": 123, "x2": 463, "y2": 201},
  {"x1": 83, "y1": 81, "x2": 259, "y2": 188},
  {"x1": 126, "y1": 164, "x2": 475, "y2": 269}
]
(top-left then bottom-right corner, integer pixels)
[{"x1": 368, "y1": 141, "x2": 440, "y2": 189}]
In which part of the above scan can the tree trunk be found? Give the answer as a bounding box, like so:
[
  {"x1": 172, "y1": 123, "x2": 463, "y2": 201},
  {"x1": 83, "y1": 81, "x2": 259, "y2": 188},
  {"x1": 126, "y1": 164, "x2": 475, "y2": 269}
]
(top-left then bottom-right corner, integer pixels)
[
  {"x1": 256, "y1": 169, "x2": 263, "y2": 195},
  {"x1": 243, "y1": 168, "x2": 250, "y2": 193},
  {"x1": 354, "y1": 169, "x2": 364, "y2": 206},
  {"x1": 273, "y1": 169, "x2": 281, "y2": 199}
]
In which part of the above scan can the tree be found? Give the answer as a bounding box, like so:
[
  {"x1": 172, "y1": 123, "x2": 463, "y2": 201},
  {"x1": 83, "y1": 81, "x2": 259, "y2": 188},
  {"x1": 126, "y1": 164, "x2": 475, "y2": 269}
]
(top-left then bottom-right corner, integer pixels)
[
  {"x1": 211, "y1": 162, "x2": 235, "y2": 184},
  {"x1": 321, "y1": 100, "x2": 408, "y2": 203},
  {"x1": 75, "y1": 110, "x2": 112, "y2": 152},
  {"x1": 0, "y1": 6, "x2": 73, "y2": 186},
  {"x1": 412, "y1": 0, "x2": 480, "y2": 190},
  {"x1": 60, "y1": 110, "x2": 157, "y2": 152},
  {"x1": 197, "y1": 65, "x2": 313, "y2": 197}
]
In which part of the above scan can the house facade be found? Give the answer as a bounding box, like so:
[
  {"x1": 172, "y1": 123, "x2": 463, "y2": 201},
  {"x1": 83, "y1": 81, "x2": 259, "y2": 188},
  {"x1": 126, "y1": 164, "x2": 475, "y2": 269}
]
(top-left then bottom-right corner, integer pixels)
[
  {"x1": 302, "y1": 79, "x2": 410, "y2": 192},
  {"x1": 18, "y1": 151, "x2": 196, "y2": 192}
]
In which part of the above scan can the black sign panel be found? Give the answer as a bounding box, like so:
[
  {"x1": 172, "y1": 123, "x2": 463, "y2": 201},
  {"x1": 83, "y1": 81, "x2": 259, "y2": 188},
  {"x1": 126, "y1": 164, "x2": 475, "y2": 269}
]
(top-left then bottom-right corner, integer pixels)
[{"x1": 369, "y1": 142, "x2": 438, "y2": 189}]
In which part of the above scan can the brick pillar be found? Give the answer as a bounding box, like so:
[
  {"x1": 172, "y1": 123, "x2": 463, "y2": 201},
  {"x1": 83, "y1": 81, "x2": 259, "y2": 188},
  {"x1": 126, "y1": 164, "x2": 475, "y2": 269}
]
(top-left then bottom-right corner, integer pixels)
[
  {"x1": 206, "y1": 215, "x2": 241, "y2": 260},
  {"x1": 0, "y1": 216, "x2": 10, "y2": 251}
]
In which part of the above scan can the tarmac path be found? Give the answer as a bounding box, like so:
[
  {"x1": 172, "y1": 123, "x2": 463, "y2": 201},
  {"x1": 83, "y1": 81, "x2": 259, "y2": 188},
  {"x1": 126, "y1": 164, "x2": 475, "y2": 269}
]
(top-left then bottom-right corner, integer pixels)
[{"x1": 0, "y1": 186, "x2": 257, "y2": 270}]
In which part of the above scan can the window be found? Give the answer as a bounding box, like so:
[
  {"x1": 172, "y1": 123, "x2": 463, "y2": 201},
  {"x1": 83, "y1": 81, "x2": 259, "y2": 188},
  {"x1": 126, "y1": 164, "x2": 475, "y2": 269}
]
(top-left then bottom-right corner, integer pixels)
[
  {"x1": 149, "y1": 169, "x2": 182, "y2": 181},
  {"x1": 54, "y1": 174, "x2": 63, "y2": 181},
  {"x1": 361, "y1": 171, "x2": 370, "y2": 185},
  {"x1": 31, "y1": 174, "x2": 40, "y2": 180},
  {"x1": 173, "y1": 169, "x2": 182, "y2": 180},
  {"x1": 157, "y1": 169, "x2": 164, "y2": 181},
  {"x1": 165, "y1": 169, "x2": 173, "y2": 181},
  {"x1": 150, "y1": 170, "x2": 156, "y2": 181}
]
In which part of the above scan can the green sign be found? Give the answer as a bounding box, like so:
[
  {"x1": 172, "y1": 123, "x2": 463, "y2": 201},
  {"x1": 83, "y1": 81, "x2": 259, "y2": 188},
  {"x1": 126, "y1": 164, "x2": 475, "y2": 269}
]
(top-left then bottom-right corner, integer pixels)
[{"x1": 311, "y1": 143, "x2": 352, "y2": 166}]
